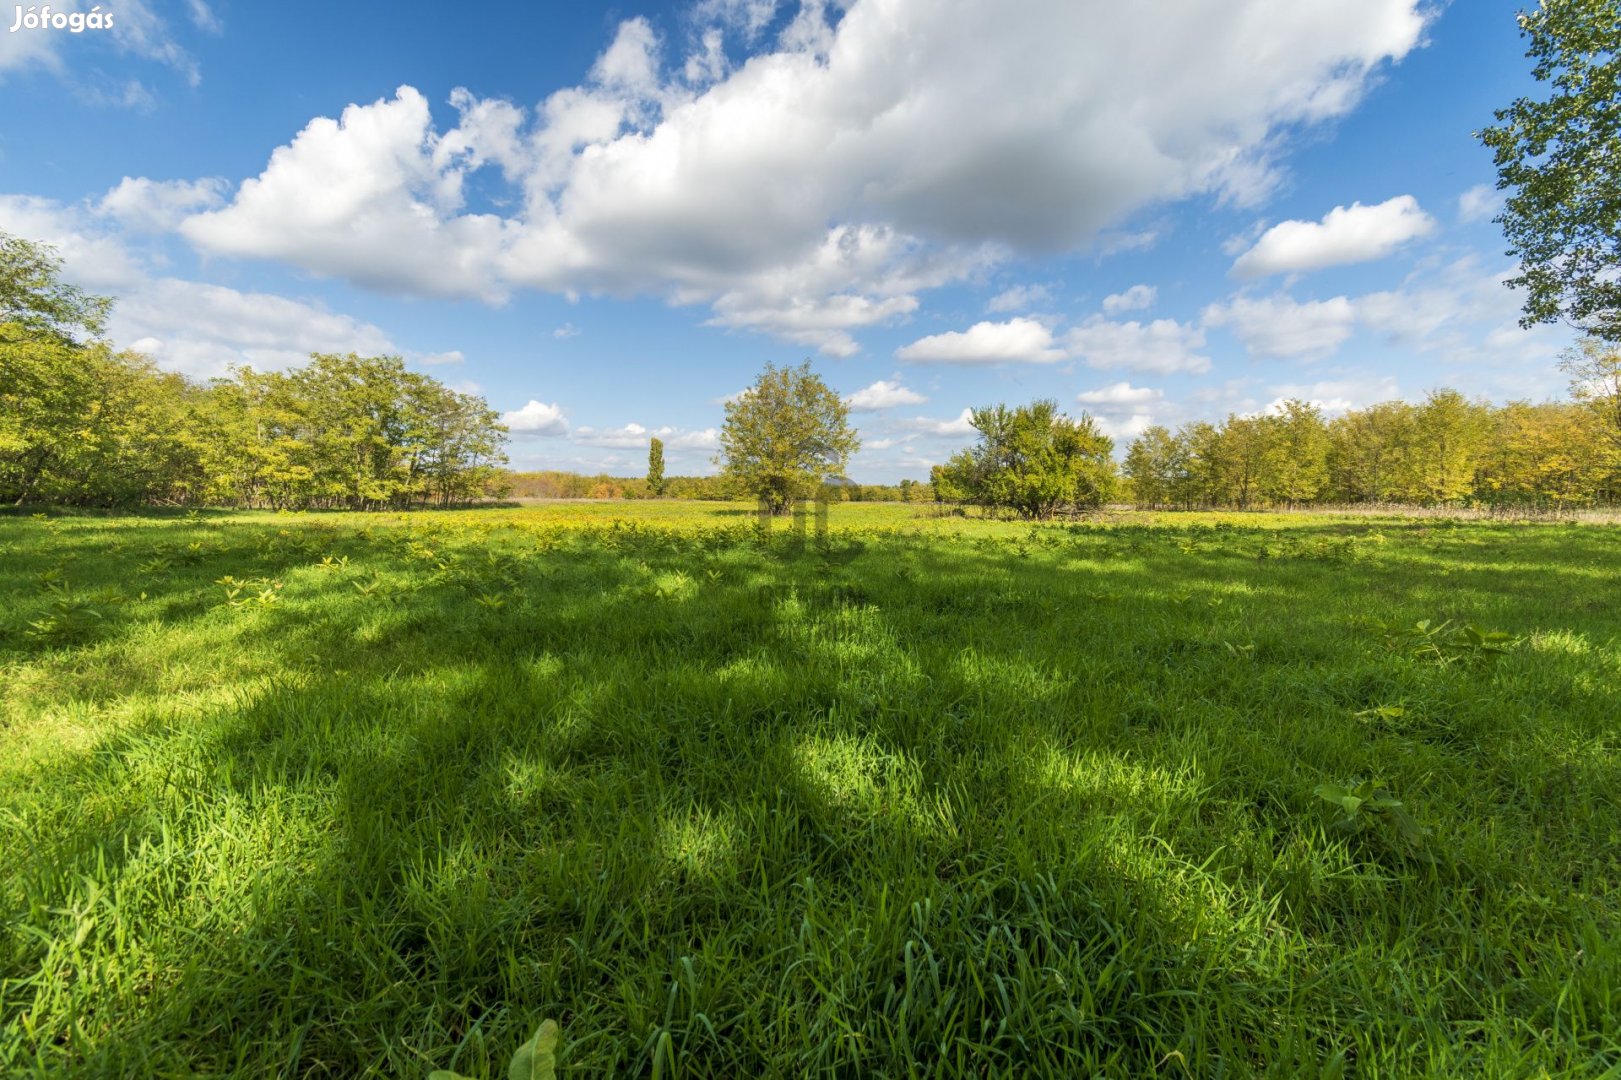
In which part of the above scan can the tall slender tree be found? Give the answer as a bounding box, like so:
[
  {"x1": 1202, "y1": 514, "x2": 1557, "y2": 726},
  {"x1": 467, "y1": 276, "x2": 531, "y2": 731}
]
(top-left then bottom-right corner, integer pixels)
[{"x1": 647, "y1": 437, "x2": 666, "y2": 497}]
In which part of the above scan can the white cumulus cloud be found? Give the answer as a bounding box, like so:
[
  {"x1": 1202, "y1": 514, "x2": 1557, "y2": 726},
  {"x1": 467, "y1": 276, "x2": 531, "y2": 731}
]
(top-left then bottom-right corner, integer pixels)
[
  {"x1": 181, "y1": 87, "x2": 513, "y2": 301},
  {"x1": 1203, "y1": 294, "x2": 1358, "y2": 359},
  {"x1": 1458, "y1": 183, "x2": 1503, "y2": 223},
  {"x1": 100, "y1": 177, "x2": 227, "y2": 232},
  {"x1": 1231, "y1": 195, "x2": 1435, "y2": 278},
  {"x1": 166, "y1": 0, "x2": 1429, "y2": 352},
  {"x1": 904, "y1": 408, "x2": 978, "y2": 437},
  {"x1": 1076, "y1": 381, "x2": 1163, "y2": 407},
  {"x1": 0, "y1": 194, "x2": 404, "y2": 379},
  {"x1": 1065, "y1": 316, "x2": 1210, "y2": 374},
  {"x1": 501, "y1": 400, "x2": 570, "y2": 436},
  {"x1": 847, "y1": 379, "x2": 926, "y2": 410},
  {"x1": 1101, "y1": 284, "x2": 1156, "y2": 315},
  {"x1": 417, "y1": 350, "x2": 465, "y2": 366},
  {"x1": 896, "y1": 317, "x2": 1065, "y2": 364},
  {"x1": 985, "y1": 283, "x2": 1052, "y2": 313}
]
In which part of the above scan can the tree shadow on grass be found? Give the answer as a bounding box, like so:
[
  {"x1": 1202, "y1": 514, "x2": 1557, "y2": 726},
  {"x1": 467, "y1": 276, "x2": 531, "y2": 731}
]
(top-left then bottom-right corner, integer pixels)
[{"x1": 2, "y1": 518, "x2": 1619, "y2": 1075}]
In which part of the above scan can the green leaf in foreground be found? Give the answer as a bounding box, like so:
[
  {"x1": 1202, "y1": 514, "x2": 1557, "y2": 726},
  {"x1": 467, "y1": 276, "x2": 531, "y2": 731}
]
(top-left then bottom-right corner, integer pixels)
[
  {"x1": 509, "y1": 1019, "x2": 559, "y2": 1080},
  {"x1": 425, "y1": 1019, "x2": 558, "y2": 1080}
]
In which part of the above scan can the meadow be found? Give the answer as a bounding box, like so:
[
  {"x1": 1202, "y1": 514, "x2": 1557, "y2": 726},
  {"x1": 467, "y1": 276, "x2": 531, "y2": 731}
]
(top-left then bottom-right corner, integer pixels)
[{"x1": 1, "y1": 501, "x2": 1618, "y2": 1077}]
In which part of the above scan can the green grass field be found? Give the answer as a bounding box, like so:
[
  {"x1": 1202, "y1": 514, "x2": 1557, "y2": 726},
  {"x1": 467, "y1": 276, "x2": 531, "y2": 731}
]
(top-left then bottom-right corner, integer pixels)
[{"x1": 2, "y1": 503, "x2": 1618, "y2": 1077}]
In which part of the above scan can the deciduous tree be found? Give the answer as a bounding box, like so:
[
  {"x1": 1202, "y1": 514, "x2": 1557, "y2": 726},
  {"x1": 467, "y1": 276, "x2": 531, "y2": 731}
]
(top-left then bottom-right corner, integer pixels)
[
  {"x1": 718, "y1": 361, "x2": 860, "y2": 514},
  {"x1": 0, "y1": 231, "x2": 111, "y2": 342},
  {"x1": 1479, "y1": 0, "x2": 1621, "y2": 337},
  {"x1": 940, "y1": 400, "x2": 1116, "y2": 519}
]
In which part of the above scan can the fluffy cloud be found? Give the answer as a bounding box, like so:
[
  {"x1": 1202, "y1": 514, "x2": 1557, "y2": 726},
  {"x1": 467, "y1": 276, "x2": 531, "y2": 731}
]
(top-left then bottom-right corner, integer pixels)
[
  {"x1": 0, "y1": 194, "x2": 403, "y2": 378},
  {"x1": 99, "y1": 177, "x2": 227, "y2": 232},
  {"x1": 572, "y1": 421, "x2": 719, "y2": 449},
  {"x1": 1205, "y1": 258, "x2": 1563, "y2": 366},
  {"x1": 1075, "y1": 381, "x2": 1164, "y2": 441},
  {"x1": 417, "y1": 350, "x2": 466, "y2": 366},
  {"x1": 893, "y1": 311, "x2": 1208, "y2": 371},
  {"x1": 1231, "y1": 195, "x2": 1435, "y2": 278},
  {"x1": 1203, "y1": 294, "x2": 1357, "y2": 360},
  {"x1": 0, "y1": 194, "x2": 146, "y2": 291},
  {"x1": 181, "y1": 88, "x2": 512, "y2": 300},
  {"x1": 1261, "y1": 375, "x2": 1401, "y2": 416},
  {"x1": 985, "y1": 283, "x2": 1052, "y2": 313},
  {"x1": 502, "y1": 401, "x2": 570, "y2": 436},
  {"x1": 904, "y1": 408, "x2": 978, "y2": 437},
  {"x1": 169, "y1": 0, "x2": 1429, "y2": 351},
  {"x1": 847, "y1": 379, "x2": 926, "y2": 410},
  {"x1": 1065, "y1": 316, "x2": 1211, "y2": 374},
  {"x1": 1076, "y1": 381, "x2": 1163, "y2": 407},
  {"x1": 1093, "y1": 413, "x2": 1155, "y2": 441},
  {"x1": 1101, "y1": 284, "x2": 1156, "y2": 315},
  {"x1": 1458, "y1": 183, "x2": 1503, "y2": 223},
  {"x1": 699, "y1": 224, "x2": 981, "y2": 355},
  {"x1": 896, "y1": 317, "x2": 1065, "y2": 364},
  {"x1": 112, "y1": 278, "x2": 401, "y2": 376}
]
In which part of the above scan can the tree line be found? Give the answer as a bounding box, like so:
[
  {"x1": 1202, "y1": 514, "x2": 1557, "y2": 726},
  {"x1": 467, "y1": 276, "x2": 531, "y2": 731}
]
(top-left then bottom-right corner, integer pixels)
[
  {"x1": 1122, "y1": 370, "x2": 1621, "y2": 511},
  {"x1": 1, "y1": 233, "x2": 509, "y2": 509},
  {"x1": 506, "y1": 469, "x2": 932, "y2": 504}
]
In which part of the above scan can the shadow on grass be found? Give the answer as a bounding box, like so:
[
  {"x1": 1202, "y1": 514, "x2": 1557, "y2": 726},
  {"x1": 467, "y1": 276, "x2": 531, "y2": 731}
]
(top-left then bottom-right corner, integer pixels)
[{"x1": 2, "y1": 516, "x2": 1619, "y2": 1075}]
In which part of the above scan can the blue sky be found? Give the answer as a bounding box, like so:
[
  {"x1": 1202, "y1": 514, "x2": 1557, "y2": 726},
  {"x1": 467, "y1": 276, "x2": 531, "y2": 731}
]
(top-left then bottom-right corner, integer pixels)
[{"x1": 0, "y1": 0, "x2": 1569, "y2": 481}]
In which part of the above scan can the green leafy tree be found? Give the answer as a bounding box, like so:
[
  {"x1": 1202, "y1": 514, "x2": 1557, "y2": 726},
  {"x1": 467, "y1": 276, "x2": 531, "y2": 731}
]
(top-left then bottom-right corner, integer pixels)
[
  {"x1": 946, "y1": 400, "x2": 1116, "y2": 519},
  {"x1": 1213, "y1": 415, "x2": 1271, "y2": 510},
  {"x1": 1560, "y1": 336, "x2": 1621, "y2": 461},
  {"x1": 1478, "y1": 399, "x2": 1608, "y2": 506},
  {"x1": 1174, "y1": 422, "x2": 1226, "y2": 508},
  {"x1": 411, "y1": 381, "x2": 510, "y2": 506},
  {"x1": 0, "y1": 231, "x2": 112, "y2": 342},
  {"x1": 1123, "y1": 425, "x2": 1183, "y2": 509},
  {"x1": 718, "y1": 361, "x2": 859, "y2": 514},
  {"x1": 1326, "y1": 401, "x2": 1416, "y2": 503},
  {"x1": 930, "y1": 461, "x2": 969, "y2": 506},
  {"x1": 1479, "y1": 0, "x2": 1621, "y2": 338},
  {"x1": 1396, "y1": 389, "x2": 1493, "y2": 504},
  {"x1": 647, "y1": 437, "x2": 666, "y2": 496},
  {"x1": 1259, "y1": 399, "x2": 1331, "y2": 507}
]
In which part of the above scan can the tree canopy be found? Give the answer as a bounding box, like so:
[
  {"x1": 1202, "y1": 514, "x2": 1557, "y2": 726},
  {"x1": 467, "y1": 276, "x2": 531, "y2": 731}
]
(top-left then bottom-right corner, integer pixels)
[
  {"x1": 0, "y1": 231, "x2": 112, "y2": 342},
  {"x1": 934, "y1": 400, "x2": 1116, "y2": 519},
  {"x1": 1560, "y1": 337, "x2": 1621, "y2": 463},
  {"x1": 718, "y1": 361, "x2": 860, "y2": 513},
  {"x1": 1120, "y1": 389, "x2": 1619, "y2": 510},
  {"x1": 1479, "y1": 0, "x2": 1621, "y2": 338},
  {"x1": 1, "y1": 232, "x2": 508, "y2": 508}
]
